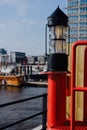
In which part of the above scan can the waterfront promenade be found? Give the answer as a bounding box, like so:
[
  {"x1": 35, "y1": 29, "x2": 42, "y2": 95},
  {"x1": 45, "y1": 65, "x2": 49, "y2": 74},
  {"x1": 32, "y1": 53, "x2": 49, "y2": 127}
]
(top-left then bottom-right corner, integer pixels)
[{"x1": 32, "y1": 125, "x2": 42, "y2": 130}]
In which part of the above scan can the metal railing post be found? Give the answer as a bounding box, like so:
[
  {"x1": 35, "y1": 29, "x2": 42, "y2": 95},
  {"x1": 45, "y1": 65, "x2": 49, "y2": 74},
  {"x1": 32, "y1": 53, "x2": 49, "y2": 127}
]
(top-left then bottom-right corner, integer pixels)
[
  {"x1": 0, "y1": 93, "x2": 47, "y2": 130},
  {"x1": 42, "y1": 93, "x2": 47, "y2": 130}
]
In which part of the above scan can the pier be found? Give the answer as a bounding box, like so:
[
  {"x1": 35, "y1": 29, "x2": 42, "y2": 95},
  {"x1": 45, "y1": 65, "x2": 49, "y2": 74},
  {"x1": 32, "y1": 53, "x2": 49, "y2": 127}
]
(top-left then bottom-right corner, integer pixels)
[
  {"x1": 28, "y1": 81, "x2": 48, "y2": 87},
  {"x1": 0, "y1": 64, "x2": 47, "y2": 86}
]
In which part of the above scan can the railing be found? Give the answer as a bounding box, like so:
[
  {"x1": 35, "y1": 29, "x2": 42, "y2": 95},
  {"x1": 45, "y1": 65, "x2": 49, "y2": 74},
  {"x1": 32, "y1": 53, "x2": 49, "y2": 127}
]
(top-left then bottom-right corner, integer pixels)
[{"x1": 0, "y1": 93, "x2": 47, "y2": 130}]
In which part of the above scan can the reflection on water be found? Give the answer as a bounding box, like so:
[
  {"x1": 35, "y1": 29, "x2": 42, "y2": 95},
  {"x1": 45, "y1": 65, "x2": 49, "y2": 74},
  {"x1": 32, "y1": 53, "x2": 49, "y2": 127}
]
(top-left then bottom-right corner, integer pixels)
[{"x1": 0, "y1": 86, "x2": 47, "y2": 130}]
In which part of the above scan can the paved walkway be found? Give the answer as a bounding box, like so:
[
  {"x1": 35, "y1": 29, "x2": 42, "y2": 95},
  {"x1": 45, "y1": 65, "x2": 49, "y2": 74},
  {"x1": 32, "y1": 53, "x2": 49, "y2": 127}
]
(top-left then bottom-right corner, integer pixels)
[{"x1": 32, "y1": 125, "x2": 42, "y2": 130}]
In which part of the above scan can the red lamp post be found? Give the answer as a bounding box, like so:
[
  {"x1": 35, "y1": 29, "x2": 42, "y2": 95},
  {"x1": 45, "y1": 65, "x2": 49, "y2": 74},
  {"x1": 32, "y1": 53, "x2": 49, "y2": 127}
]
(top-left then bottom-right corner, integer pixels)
[{"x1": 46, "y1": 6, "x2": 69, "y2": 129}]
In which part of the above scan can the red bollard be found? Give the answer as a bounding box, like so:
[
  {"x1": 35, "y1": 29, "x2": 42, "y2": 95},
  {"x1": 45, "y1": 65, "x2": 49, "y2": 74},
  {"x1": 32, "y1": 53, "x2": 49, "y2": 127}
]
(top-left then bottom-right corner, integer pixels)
[
  {"x1": 84, "y1": 47, "x2": 87, "y2": 121},
  {"x1": 47, "y1": 72, "x2": 67, "y2": 129}
]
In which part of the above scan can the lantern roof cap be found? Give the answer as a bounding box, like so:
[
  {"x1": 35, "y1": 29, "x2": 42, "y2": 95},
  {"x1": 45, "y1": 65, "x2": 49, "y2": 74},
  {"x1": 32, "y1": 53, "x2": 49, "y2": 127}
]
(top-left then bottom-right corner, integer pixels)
[{"x1": 47, "y1": 6, "x2": 68, "y2": 27}]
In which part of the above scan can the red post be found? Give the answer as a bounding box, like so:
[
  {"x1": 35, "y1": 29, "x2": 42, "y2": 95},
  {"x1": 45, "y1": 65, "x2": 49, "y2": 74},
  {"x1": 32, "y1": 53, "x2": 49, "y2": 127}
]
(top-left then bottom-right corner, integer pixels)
[
  {"x1": 84, "y1": 47, "x2": 87, "y2": 121},
  {"x1": 47, "y1": 72, "x2": 67, "y2": 129},
  {"x1": 66, "y1": 74, "x2": 71, "y2": 96}
]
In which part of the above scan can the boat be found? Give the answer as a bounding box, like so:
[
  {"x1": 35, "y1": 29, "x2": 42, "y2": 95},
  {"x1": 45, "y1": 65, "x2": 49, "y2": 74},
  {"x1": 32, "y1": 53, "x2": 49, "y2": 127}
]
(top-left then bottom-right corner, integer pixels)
[
  {"x1": 0, "y1": 75, "x2": 25, "y2": 86},
  {"x1": 0, "y1": 65, "x2": 26, "y2": 86}
]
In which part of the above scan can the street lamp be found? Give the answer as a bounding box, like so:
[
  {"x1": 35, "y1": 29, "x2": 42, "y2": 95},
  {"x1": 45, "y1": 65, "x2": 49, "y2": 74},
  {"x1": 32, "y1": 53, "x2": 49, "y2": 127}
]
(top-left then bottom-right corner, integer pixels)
[
  {"x1": 46, "y1": 6, "x2": 70, "y2": 129},
  {"x1": 47, "y1": 6, "x2": 69, "y2": 71}
]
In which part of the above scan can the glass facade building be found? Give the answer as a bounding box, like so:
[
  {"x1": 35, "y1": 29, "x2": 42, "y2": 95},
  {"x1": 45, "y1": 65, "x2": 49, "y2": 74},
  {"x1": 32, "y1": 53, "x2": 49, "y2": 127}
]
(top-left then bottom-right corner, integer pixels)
[{"x1": 67, "y1": 0, "x2": 87, "y2": 43}]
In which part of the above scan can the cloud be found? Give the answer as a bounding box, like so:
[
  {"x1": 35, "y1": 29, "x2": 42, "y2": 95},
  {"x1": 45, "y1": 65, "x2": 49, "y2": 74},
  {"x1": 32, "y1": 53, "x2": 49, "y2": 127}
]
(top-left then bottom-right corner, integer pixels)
[
  {"x1": 28, "y1": 20, "x2": 37, "y2": 24},
  {"x1": 0, "y1": 0, "x2": 29, "y2": 16},
  {"x1": 0, "y1": 23, "x2": 6, "y2": 28},
  {"x1": 21, "y1": 18, "x2": 37, "y2": 25},
  {"x1": 0, "y1": 0, "x2": 18, "y2": 6},
  {"x1": 17, "y1": 2, "x2": 29, "y2": 16}
]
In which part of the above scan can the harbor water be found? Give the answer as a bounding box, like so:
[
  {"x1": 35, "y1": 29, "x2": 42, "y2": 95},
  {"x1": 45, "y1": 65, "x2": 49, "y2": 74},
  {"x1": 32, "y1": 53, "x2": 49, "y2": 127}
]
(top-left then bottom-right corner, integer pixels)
[{"x1": 0, "y1": 85, "x2": 47, "y2": 130}]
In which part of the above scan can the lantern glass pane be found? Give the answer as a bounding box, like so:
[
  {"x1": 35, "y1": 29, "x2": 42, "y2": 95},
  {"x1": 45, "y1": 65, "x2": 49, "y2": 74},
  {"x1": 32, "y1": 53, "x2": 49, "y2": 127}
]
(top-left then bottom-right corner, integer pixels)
[
  {"x1": 55, "y1": 40, "x2": 66, "y2": 53},
  {"x1": 55, "y1": 26, "x2": 67, "y2": 39},
  {"x1": 48, "y1": 25, "x2": 68, "y2": 54}
]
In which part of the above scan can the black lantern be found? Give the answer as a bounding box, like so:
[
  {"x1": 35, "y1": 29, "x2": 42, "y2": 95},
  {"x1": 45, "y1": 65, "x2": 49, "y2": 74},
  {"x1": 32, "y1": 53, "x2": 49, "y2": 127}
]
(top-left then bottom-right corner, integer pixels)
[{"x1": 47, "y1": 6, "x2": 69, "y2": 71}]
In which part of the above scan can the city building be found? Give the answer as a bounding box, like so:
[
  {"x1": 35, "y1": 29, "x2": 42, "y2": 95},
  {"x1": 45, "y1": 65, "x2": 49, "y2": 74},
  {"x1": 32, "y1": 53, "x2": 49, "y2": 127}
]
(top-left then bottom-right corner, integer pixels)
[
  {"x1": 10, "y1": 52, "x2": 27, "y2": 65},
  {"x1": 0, "y1": 48, "x2": 10, "y2": 66},
  {"x1": 27, "y1": 55, "x2": 35, "y2": 65},
  {"x1": 27, "y1": 55, "x2": 46, "y2": 65},
  {"x1": 37, "y1": 55, "x2": 46, "y2": 65},
  {"x1": 0, "y1": 48, "x2": 7, "y2": 55},
  {"x1": 67, "y1": 0, "x2": 87, "y2": 43}
]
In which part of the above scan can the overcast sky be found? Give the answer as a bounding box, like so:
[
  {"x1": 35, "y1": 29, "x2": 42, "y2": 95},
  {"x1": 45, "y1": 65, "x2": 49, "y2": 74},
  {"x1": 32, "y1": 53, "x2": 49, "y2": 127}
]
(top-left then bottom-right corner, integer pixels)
[{"x1": 0, "y1": 0, "x2": 66, "y2": 56}]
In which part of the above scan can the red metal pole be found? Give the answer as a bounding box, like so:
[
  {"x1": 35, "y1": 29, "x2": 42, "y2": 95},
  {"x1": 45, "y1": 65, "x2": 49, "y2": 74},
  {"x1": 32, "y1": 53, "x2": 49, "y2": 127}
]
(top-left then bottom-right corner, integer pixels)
[
  {"x1": 47, "y1": 72, "x2": 66, "y2": 129},
  {"x1": 84, "y1": 47, "x2": 87, "y2": 121},
  {"x1": 70, "y1": 42, "x2": 76, "y2": 130}
]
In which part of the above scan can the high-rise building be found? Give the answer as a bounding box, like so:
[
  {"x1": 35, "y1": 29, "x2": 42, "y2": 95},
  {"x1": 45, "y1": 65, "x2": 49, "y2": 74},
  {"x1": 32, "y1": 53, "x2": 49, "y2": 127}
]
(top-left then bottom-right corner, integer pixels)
[{"x1": 67, "y1": 0, "x2": 87, "y2": 43}]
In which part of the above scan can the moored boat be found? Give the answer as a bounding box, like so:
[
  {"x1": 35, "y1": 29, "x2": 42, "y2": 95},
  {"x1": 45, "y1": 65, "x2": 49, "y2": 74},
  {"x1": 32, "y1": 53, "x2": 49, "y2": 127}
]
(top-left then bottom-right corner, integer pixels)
[
  {"x1": 0, "y1": 75, "x2": 25, "y2": 86},
  {"x1": 0, "y1": 65, "x2": 26, "y2": 86}
]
